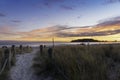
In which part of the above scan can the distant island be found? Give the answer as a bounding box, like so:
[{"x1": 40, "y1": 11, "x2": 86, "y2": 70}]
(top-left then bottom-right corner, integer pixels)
[{"x1": 71, "y1": 38, "x2": 101, "y2": 42}]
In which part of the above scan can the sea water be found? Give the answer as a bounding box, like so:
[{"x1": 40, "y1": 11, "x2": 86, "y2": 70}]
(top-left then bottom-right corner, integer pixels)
[{"x1": 0, "y1": 41, "x2": 120, "y2": 47}]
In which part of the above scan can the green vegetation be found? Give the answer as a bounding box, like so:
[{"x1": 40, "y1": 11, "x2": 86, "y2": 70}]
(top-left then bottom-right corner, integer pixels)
[{"x1": 33, "y1": 44, "x2": 120, "y2": 80}]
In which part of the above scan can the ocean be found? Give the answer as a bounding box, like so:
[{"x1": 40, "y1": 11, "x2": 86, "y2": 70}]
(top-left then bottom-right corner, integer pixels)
[{"x1": 0, "y1": 41, "x2": 120, "y2": 47}]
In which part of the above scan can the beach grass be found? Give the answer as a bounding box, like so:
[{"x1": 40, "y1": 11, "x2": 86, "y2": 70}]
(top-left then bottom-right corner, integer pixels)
[
  {"x1": 33, "y1": 44, "x2": 120, "y2": 80},
  {"x1": 15, "y1": 46, "x2": 32, "y2": 54},
  {"x1": 0, "y1": 46, "x2": 32, "y2": 80}
]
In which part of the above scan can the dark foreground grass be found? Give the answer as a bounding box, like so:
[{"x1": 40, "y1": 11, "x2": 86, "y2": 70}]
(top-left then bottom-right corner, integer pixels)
[{"x1": 33, "y1": 44, "x2": 120, "y2": 80}]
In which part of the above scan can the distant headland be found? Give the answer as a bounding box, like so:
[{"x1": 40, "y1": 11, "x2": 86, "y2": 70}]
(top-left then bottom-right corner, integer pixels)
[{"x1": 71, "y1": 38, "x2": 103, "y2": 42}]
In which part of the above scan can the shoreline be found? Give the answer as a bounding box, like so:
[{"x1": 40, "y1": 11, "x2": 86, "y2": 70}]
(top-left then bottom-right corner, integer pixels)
[{"x1": 0, "y1": 42, "x2": 120, "y2": 48}]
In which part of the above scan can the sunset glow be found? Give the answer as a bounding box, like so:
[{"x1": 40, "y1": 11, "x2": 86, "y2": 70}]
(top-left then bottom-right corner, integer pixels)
[{"x1": 0, "y1": 0, "x2": 120, "y2": 41}]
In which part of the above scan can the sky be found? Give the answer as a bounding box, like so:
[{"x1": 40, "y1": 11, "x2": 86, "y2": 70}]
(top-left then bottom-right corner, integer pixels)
[{"x1": 0, "y1": 0, "x2": 120, "y2": 41}]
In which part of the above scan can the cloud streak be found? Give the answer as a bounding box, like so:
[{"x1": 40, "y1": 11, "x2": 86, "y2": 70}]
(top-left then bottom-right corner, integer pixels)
[
  {"x1": 42, "y1": 0, "x2": 64, "y2": 7},
  {"x1": 36, "y1": 0, "x2": 76, "y2": 11},
  {"x1": 0, "y1": 13, "x2": 6, "y2": 17},
  {"x1": 12, "y1": 20, "x2": 21, "y2": 23},
  {"x1": 1, "y1": 16, "x2": 120, "y2": 41},
  {"x1": 18, "y1": 16, "x2": 120, "y2": 39},
  {"x1": 0, "y1": 25, "x2": 23, "y2": 40},
  {"x1": 60, "y1": 5, "x2": 74, "y2": 10},
  {"x1": 104, "y1": 0, "x2": 120, "y2": 4}
]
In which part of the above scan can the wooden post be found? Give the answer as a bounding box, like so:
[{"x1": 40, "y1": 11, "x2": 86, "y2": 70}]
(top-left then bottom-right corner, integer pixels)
[
  {"x1": 52, "y1": 38, "x2": 55, "y2": 58},
  {"x1": 52, "y1": 38, "x2": 54, "y2": 48},
  {"x1": 0, "y1": 46, "x2": 6, "y2": 69},
  {"x1": 11, "y1": 45, "x2": 16, "y2": 57},
  {"x1": 19, "y1": 45, "x2": 23, "y2": 54},
  {"x1": 48, "y1": 48, "x2": 53, "y2": 59},
  {"x1": 10, "y1": 45, "x2": 16, "y2": 65},
  {"x1": 40, "y1": 45, "x2": 43, "y2": 56},
  {"x1": 4, "y1": 47, "x2": 11, "y2": 69},
  {"x1": 26, "y1": 45, "x2": 29, "y2": 52},
  {"x1": 1, "y1": 46, "x2": 6, "y2": 60},
  {"x1": 44, "y1": 45, "x2": 46, "y2": 48}
]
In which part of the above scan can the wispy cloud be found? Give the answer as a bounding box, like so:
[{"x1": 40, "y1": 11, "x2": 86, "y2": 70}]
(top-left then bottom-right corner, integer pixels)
[
  {"x1": 0, "y1": 26, "x2": 14, "y2": 32},
  {"x1": 0, "y1": 13, "x2": 6, "y2": 17},
  {"x1": 77, "y1": 16, "x2": 81, "y2": 19},
  {"x1": 61, "y1": 5, "x2": 74, "y2": 10},
  {"x1": 97, "y1": 16, "x2": 120, "y2": 26},
  {"x1": 11, "y1": 20, "x2": 21, "y2": 23},
  {"x1": 56, "y1": 29, "x2": 120, "y2": 37},
  {"x1": 42, "y1": 0, "x2": 64, "y2": 7},
  {"x1": 60, "y1": 5, "x2": 74, "y2": 10},
  {"x1": 1, "y1": 16, "x2": 120, "y2": 41},
  {"x1": 36, "y1": 0, "x2": 76, "y2": 10},
  {"x1": 19, "y1": 25, "x2": 70, "y2": 38},
  {"x1": 0, "y1": 26, "x2": 21, "y2": 40},
  {"x1": 19, "y1": 16, "x2": 120, "y2": 39},
  {"x1": 104, "y1": 0, "x2": 120, "y2": 4}
]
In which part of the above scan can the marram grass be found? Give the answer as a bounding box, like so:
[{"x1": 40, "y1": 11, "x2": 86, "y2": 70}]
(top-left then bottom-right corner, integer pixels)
[
  {"x1": 0, "y1": 46, "x2": 32, "y2": 80},
  {"x1": 33, "y1": 44, "x2": 120, "y2": 80}
]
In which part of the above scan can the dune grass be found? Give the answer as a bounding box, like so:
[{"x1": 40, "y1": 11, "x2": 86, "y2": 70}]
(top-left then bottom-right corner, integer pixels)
[
  {"x1": 0, "y1": 46, "x2": 32, "y2": 80},
  {"x1": 15, "y1": 46, "x2": 32, "y2": 54},
  {"x1": 33, "y1": 44, "x2": 120, "y2": 80}
]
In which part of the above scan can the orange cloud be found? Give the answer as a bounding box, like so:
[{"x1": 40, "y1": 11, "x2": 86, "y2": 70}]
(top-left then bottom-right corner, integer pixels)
[
  {"x1": 1, "y1": 16, "x2": 120, "y2": 41},
  {"x1": 0, "y1": 26, "x2": 22, "y2": 40}
]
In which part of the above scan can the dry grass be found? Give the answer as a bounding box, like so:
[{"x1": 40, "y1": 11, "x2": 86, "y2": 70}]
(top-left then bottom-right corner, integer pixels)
[
  {"x1": 33, "y1": 44, "x2": 120, "y2": 80},
  {"x1": 0, "y1": 46, "x2": 32, "y2": 80}
]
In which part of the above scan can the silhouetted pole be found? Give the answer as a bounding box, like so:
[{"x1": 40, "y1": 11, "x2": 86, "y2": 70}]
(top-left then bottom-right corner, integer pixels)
[
  {"x1": 48, "y1": 48, "x2": 53, "y2": 59},
  {"x1": 11, "y1": 45, "x2": 16, "y2": 57},
  {"x1": 0, "y1": 46, "x2": 12, "y2": 74},
  {"x1": 4, "y1": 47, "x2": 11, "y2": 69},
  {"x1": 0, "y1": 46, "x2": 7, "y2": 69},
  {"x1": 52, "y1": 38, "x2": 54, "y2": 48},
  {"x1": 52, "y1": 37, "x2": 55, "y2": 58},
  {"x1": 19, "y1": 45, "x2": 23, "y2": 54},
  {"x1": 44, "y1": 45, "x2": 46, "y2": 48},
  {"x1": 40, "y1": 45, "x2": 43, "y2": 56},
  {"x1": 26, "y1": 45, "x2": 29, "y2": 52}
]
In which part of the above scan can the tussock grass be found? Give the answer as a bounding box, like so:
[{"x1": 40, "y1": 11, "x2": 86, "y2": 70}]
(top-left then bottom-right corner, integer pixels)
[{"x1": 33, "y1": 44, "x2": 120, "y2": 80}]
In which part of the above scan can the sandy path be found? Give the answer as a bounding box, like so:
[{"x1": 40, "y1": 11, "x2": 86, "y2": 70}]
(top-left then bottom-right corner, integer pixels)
[{"x1": 8, "y1": 48, "x2": 41, "y2": 80}]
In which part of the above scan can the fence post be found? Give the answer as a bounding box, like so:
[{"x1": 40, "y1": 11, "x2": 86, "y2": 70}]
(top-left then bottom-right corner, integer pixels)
[
  {"x1": 0, "y1": 46, "x2": 6, "y2": 69},
  {"x1": 11, "y1": 45, "x2": 16, "y2": 65},
  {"x1": 44, "y1": 45, "x2": 46, "y2": 48},
  {"x1": 19, "y1": 45, "x2": 23, "y2": 54},
  {"x1": 26, "y1": 45, "x2": 29, "y2": 52},
  {"x1": 40, "y1": 45, "x2": 43, "y2": 56},
  {"x1": 0, "y1": 46, "x2": 11, "y2": 75},
  {"x1": 11, "y1": 45, "x2": 16, "y2": 57},
  {"x1": 1, "y1": 46, "x2": 6, "y2": 60},
  {"x1": 4, "y1": 47, "x2": 11, "y2": 69},
  {"x1": 48, "y1": 48, "x2": 53, "y2": 59}
]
